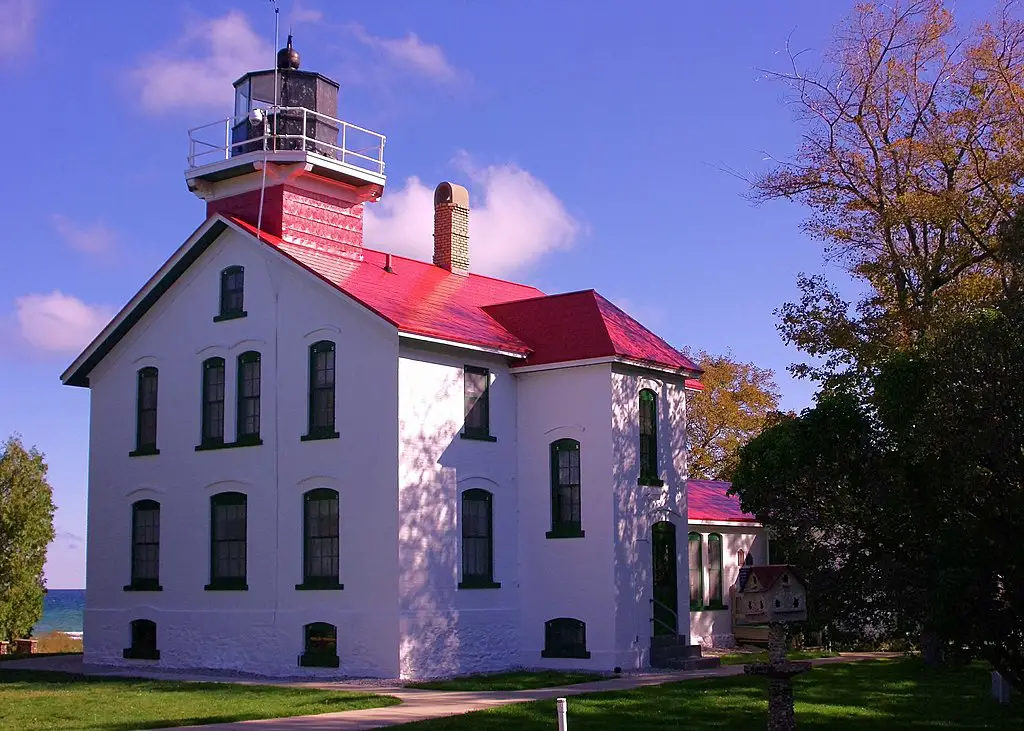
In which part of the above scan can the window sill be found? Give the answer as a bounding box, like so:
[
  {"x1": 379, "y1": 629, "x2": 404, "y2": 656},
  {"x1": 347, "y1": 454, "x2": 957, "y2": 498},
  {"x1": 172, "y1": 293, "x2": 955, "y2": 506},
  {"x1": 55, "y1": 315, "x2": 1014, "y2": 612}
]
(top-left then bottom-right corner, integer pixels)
[
  {"x1": 637, "y1": 476, "x2": 665, "y2": 487},
  {"x1": 213, "y1": 310, "x2": 247, "y2": 323},
  {"x1": 705, "y1": 603, "x2": 728, "y2": 611},
  {"x1": 128, "y1": 447, "x2": 160, "y2": 458},
  {"x1": 295, "y1": 581, "x2": 344, "y2": 591},
  {"x1": 546, "y1": 527, "x2": 586, "y2": 540},
  {"x1": 301, "y1": 431, "x2": 340, "y2": 442},
  {"x1": 195, "y1": 439, "x2": 263, "y2": 452},
  {"x1": 299, "y1": 653, "x2": 340, "y2": 668},
  {"x1": 458, "y1": 579, "x2": 502, "y2": 590},
  {"x1": 123, "y1": 584, "x2": 163, "y2": 592},
  {"x1": 690, "y1": 604, "x2": 704, "y2": 612},
  {"x1": 460, "y1": 432, "x2": 497, "y2": 442},
  {"x1": 205, "y1": 581, "x2": 248, "y2": 591},
  {"x1": 541, "y1": 649, "x2": 591, "y2": 659},
  {"x1": 123, "y1": 649, "x2": 160, "y2": 660}
]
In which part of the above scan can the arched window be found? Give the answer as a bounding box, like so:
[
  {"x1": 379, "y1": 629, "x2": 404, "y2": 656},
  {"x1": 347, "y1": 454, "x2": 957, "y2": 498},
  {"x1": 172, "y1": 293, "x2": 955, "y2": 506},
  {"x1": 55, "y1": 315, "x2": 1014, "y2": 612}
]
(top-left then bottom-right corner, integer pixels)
[
  {"x1": 462, "y1": 366, "x2": 492, "y2": 440},
  {"x1": 304, "y1": 341, "x2": 337, "y2": 440},
  {"x1": 123, "y1": 619, "x2": 159, "y2": 660},
  {"x1": 200, "y1": 357, "x2": 226, "y2": 447},
  {"x1": 737, "y1": 548, "x2": 746, "y2": 567},
  {"x1": 132, "y1": 367, "x2": 159, "y2": 456},
  {"x1": 688, "y1": 532, "x2": 703, "y2": 610},
  {"x1": 125, "y1": 500, "x2": 160, "y2": 591},
  {"x1": 708, "y1": 533, "x2": 724, "y2": 608},
  {"x1": 207, "y1": 492, "x2": 247, "y2": 590},
  {"x1": 638, "y1": 390, "x2": 661, "y2": 485},
  {"x1": 542, "y1": 618, "x2": 590, "y2": 659},
  {"x1": 236, "y1": 351, "x2": 261, "y2": 443},
  {"x1": 460, "y1": 489, "x2": 498, "y2": 588},
  {"x1": 300, "y1": 622, "x2": 339, "y2": 667},
  {"x1": 217, "y1": 265, "x2": 246, "y2": 320},
  {"x1": 548, "y1": 439, "x2": 583, "y2": 539},
  {"x1": 298, "y1": 488, "x2": 341, "y2": 590}
]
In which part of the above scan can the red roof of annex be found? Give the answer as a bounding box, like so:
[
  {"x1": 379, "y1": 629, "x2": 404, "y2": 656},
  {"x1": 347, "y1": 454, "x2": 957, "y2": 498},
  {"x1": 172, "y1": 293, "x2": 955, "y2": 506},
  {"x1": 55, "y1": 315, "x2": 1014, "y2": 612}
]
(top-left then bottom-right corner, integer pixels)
[{"x1": 687, "y1": 479, "x2": 758, "y2": 523}]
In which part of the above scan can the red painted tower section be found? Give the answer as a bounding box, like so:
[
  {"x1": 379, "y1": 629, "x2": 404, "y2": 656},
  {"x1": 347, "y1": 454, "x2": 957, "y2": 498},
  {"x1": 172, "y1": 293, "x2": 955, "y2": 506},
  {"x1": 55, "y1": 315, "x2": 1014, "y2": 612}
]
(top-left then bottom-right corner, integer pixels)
[{"x1": 208, "y1": 181, "x2": 374, "y2": 260}]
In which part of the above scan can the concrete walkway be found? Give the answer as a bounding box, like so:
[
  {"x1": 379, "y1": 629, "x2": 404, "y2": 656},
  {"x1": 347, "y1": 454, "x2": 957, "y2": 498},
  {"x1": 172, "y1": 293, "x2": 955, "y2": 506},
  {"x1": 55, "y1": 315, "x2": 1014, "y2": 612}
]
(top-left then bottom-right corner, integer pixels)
[{"x1": 3, "y1": 653, "x2": 895, "y2": 730}]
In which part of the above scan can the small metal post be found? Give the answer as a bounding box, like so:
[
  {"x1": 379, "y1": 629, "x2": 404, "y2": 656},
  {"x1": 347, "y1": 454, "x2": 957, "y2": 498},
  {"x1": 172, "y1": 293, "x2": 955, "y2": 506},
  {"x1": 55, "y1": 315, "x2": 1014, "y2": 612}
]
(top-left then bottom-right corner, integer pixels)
[
  {"x1": 556, "y1": 697, "x2": 568, "y2": 731},
  {"x1": 224, "y1": 119, "x2": 231, "y2": 161},
  {"x1": 341, "y1": 123, "x2": 347, "y2": 164}
]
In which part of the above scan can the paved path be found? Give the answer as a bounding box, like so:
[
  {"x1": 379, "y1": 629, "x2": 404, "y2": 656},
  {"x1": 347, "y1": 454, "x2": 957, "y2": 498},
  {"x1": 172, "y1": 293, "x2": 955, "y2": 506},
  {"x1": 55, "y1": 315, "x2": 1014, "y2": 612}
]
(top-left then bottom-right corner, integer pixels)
[{"x1": 3, "y1": 653, "x2": 895, "y2": 730}]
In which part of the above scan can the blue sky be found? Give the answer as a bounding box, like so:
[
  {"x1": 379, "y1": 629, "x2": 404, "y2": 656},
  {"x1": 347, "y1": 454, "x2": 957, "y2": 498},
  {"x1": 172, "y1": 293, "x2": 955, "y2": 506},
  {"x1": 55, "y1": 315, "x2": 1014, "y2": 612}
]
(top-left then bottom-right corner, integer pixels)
[{"x1": 1, "y1": 0, "x2": 859, "y2": 588}]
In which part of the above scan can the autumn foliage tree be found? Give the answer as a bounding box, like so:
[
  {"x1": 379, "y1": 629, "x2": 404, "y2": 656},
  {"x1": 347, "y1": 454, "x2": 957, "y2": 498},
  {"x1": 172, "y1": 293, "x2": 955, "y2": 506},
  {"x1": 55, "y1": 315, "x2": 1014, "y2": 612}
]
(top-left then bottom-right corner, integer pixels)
[
  {"x1": 0, "y1": 436, "x2": 56, "y2": 642},
  {"x1": 683, "y1": 350, "x2": 780, "y2": 481},
  {"x1": 754, "y1": 0, "x2": 1024, "y2": 379}
]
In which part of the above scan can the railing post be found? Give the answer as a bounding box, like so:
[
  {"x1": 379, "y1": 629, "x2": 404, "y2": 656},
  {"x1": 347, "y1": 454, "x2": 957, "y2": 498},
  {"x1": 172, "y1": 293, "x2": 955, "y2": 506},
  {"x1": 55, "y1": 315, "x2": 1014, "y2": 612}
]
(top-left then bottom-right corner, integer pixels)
[
  {"x1": 224, "y1": 119, "x2": 231, "y2": 161},
  {"x1": 341, "y1": 123, "x2": 347, "y2": 164},
  {"x1": 556, "y1": 698, "x2": 568, "y2": 731}
]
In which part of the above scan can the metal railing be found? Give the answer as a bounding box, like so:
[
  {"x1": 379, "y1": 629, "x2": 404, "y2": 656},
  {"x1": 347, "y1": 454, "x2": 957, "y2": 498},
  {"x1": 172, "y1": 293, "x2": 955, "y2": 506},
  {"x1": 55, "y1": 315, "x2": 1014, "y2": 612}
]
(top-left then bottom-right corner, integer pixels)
[
  {"x1": 187, "y1": 107, "x2": 386, "y2": 177},
  {"x1": 650, "y1": 597, "x2": 680, "y2": 637}
]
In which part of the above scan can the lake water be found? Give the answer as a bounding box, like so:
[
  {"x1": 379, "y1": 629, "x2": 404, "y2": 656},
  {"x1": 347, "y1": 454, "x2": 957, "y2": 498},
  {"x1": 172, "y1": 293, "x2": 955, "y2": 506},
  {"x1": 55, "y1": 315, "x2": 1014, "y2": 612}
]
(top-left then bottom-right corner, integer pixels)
[{"x1": 33, "y1": 589, "x2": 85, "y2": 636}]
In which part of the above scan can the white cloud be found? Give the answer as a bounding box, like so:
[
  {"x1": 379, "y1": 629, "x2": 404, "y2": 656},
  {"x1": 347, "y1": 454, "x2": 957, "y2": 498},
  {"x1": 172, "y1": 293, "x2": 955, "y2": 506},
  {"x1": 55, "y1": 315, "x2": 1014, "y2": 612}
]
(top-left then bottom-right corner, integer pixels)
[
  {"x1": 364, "y1": 156, "x2": 579, "y2": 277},
  {"x1": 131, "y1": 11, "x2": 272, "y2": 114},
  {"x1": 52, "y1": 214, "x2": 116, "y2": 257},
  {"x1": 0, "y1": 0, "x2": 38, "y2": 61},
  {"x1": 15, "y1": 292, "x2": 114, "y2": 354},
  {"x1": 348, "y1": 23, "x2": 458, "y2": 83}
]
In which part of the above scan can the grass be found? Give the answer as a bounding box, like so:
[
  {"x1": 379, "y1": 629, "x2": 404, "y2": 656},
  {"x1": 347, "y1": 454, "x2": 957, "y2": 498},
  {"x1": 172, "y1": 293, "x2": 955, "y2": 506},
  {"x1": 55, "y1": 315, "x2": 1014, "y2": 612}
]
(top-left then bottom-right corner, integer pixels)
[
  {"x1": 406, "y1": 670, "x2": 605, "y2": 691},
  {"x1": 0, "y1": 670, "x2": 400, "y2": 731},
  {"x1": 0, "y1": 632, "x2": 83, "y2": 662},
  {"x1": 718, "y1": 648, "x2": 838, "y2": 666},
  {"x1": 394, "y1": 659, "x2": 1023, "y2": 730}
]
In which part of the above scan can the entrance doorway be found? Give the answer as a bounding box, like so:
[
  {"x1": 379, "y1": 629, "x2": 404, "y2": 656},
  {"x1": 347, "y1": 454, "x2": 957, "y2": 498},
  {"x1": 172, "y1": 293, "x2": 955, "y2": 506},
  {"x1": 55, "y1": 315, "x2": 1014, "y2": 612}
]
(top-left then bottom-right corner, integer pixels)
[{"x1": 651, "y1": 521, "x2": 678, "y2": 635}]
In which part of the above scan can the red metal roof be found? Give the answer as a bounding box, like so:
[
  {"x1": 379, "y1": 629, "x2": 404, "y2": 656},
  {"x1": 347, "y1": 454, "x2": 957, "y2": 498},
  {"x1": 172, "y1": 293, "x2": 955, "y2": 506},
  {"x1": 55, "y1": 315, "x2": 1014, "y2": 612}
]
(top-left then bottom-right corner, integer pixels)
[
  {"x1": 484, "y1": 290, "x2": 701, "y2": 374},
  {"x1": 687, "y1": 479, "x2": 758, "y2": 523},
  {"x1": 230, "y1": 217, "x2": 701, "y2": 374}
]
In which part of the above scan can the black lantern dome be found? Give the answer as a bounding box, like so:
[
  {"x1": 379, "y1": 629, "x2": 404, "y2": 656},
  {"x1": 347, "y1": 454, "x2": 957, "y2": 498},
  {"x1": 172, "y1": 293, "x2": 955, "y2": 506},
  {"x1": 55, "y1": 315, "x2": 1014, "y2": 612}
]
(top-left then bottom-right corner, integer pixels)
[{"x1": 277, "y1": 35, "x2": 300, "y2": 71}]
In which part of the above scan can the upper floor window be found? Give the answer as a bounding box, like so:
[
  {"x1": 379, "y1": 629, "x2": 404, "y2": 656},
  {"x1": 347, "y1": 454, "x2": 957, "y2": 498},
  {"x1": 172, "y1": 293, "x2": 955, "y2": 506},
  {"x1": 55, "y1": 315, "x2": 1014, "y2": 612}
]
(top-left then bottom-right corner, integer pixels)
[
  {"x1": 462, "y1": 366, "x2": 494, "y2": 441},
  {"x1": 207, "y1": 492, "x2": 247, "y2": 590},
  {"x1": 216, "y1": 266, "x2": 246, "y2": 321},
  {"x1": 131, "y1": 367, "x2": 159, "y2": 456},
  {"x1": 688, "y1": 532, "x2": 703, "y2": 610},
  {"x1": 460, "y1": 489, "x2": 499, "y2": 589},
  {"x1": 300, "y1": 622, "x2": 339, "y2": 668},
  {"x1": 542, "y1": 617, "x2": 590, "y2": 659},
  {"x1": 200, "y1": 358, "x2": 226, "y2": 448},
  {"x1": 237, "y1": 351, "x2": 261, "y2": 443},
  {"x1": 708, "y1": 533, "x2": 724, "y2": 609},
  {"x1": 304, "y1": 341, "x2": 337, "y2": 440},
  {"x1": 299, "y1": 488, "x2": 341, "y2": 590},
  {"x1": 123, "y1": 619, "x2": 159, "y2": 660},
  {"x1": 125, "y1": 500, "x2": 160, "y2": 591},
  {"x1": 638, "y1": 389, "x2": 662, "y2": 485},
  {"x1": 548, "y1": 439, "x2": 583, "y2": 539}
]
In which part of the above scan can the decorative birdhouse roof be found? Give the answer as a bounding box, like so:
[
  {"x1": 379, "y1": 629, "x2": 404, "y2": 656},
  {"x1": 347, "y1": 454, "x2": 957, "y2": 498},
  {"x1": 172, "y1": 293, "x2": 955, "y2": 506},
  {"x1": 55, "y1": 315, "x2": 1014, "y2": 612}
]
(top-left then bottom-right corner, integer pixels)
[{"x1": 739, "y1": 565, "x2": 805, "y2": 594}]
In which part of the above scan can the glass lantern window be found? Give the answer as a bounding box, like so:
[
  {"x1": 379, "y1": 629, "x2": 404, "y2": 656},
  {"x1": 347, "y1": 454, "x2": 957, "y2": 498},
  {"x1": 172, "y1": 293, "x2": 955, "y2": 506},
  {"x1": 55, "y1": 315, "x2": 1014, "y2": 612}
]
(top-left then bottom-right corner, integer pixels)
[
  {"x1": 234, "y1": 79, "x2": 250, "y2": 120},
  {"x1": 251, "y1": 74, "x2": 277, "y2": 110}
]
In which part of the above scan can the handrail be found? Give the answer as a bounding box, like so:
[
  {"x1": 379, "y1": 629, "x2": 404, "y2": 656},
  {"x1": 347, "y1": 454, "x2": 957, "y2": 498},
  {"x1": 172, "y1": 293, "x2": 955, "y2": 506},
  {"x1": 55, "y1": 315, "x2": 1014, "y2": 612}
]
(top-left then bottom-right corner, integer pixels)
[
  {"x1": 649, "y1": 597, "x2": 680, "y2": 637},
  {"x1": 186, "y1": 106, "x2": 386, "y2": 176}
]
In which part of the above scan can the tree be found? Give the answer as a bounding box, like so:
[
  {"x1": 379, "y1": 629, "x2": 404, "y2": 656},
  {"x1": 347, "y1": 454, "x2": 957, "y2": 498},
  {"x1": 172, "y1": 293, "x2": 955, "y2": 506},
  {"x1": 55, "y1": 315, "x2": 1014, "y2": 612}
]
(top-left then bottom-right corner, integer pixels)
[
  {"x1": 683, "y1": 350, "x2": 780, "y2": 480},
  {"x1": 753, "y1": 0, "x2": 1024, "y2": 381},
  {"x1": 0, "y1": 436, "x2": 56, "y2": 642}
]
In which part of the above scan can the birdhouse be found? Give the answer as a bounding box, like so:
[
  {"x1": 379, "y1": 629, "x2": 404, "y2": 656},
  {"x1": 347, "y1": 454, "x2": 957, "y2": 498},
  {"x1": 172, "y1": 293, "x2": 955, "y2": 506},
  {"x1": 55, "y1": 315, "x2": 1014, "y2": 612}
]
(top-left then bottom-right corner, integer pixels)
[{"x1": 734, "y1": 565, "x2": 807, "y2": 625}]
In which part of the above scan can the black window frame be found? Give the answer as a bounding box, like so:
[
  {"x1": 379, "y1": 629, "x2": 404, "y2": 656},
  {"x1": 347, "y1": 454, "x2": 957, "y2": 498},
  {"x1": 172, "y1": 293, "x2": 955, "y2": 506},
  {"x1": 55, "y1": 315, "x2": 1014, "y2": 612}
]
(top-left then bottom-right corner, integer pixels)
[
  {"x1": 236, "y1": 351, "x2": 262, "y2": 444},
  {"x1": 547, "y1": 439, "x2": 584, "y2": 539},
  {"x1": 542, "y1": 617, "x2": 591, "y2": 659},
  {"x1": 130, "y1": 367, "x2": 159, "y2": 457},
  {"x1": 299, "y1": 622, "x2": 339, "y2": 667},
  {"x1": 707, "y1": 532, "x2": 726, "y2": 609},
  {"x1": 638, "y1": 389, "x2": 663, "y2": 486},
  {"x1": 459, "y1": 489, "x2": 500, "y2": 589},
  {"x1": 303, "y1": 341, "x2": 339, "y2": 441},
  {"x1": 124, "y1": 500, "x2": 161, "y2": 592},
  {"x1": 688, "y1": 531, "x2": 704, "y2": 610},
  {"x1": 123, "y1": 619, "x2": 159, "y2": 660},
  {"x1": 206, "y1": 492, "x2": 248, "y2": 591},
  {"x1": 297, "y1": 488, "x2": 343, "y2": 590},
  {"x1": 199, "y1": 357, "x2": 226, "y2": 449},
  {"x1": 461, "y1": 366, "x2": 495, "y2": 441},
  {"x1": 215, "y1": 265, "x2": 246, "y2": 321}
]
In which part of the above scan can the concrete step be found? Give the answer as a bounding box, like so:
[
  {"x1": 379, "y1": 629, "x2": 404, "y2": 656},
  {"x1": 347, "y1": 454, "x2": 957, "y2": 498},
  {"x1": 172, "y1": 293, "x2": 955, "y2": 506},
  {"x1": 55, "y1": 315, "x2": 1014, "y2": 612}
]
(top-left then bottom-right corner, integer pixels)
[
  {"x1": 651, "y1": 655, "x2": 722, "y2": 671},
  {"x1": 651, "y1": 644, "x2": 704, "y2": 661}
]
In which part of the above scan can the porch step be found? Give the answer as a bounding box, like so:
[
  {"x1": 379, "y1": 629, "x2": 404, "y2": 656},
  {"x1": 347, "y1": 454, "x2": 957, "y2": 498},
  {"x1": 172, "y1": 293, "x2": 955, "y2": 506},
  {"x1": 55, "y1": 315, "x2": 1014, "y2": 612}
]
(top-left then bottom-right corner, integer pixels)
[
  {"x1": 657, "y1": 656, "x2": 722, "y2": 671},
  {"x1": 650, "y1": 638, "x2": 721, "y2": 670}
]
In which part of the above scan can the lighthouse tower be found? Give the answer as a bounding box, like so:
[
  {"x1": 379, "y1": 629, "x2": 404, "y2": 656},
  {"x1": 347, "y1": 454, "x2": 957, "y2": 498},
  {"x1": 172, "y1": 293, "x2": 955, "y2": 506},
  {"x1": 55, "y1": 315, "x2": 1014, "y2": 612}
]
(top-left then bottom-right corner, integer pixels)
[{"x1": 184, "y1": 37, "x2": 385, "y2": 260}]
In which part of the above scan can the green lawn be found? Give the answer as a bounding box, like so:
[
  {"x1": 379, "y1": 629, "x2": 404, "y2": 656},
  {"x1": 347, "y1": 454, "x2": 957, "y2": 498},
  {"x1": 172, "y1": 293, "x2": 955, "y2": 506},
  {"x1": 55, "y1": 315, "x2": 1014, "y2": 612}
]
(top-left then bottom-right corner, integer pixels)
[
  {"x1": 407, "y1": 670, "x2": 605, "y2": 691},
  {"x1": 0, "y1": 670, "x2": 400, "y2": 731},
  {"x1": 718, "y1": 649, "x2": 838, "y2": 666},
  {"x1": 395, "y1": 659, "x2": 1023, "y2": 730}
]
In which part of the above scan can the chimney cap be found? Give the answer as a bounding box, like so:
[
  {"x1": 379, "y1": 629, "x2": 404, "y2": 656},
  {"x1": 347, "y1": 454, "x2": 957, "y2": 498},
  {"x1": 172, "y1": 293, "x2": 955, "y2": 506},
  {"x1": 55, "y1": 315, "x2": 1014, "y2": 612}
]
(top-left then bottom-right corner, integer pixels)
[{"x1": 434, "y1": 181, "x2": 469, "y2": 209}]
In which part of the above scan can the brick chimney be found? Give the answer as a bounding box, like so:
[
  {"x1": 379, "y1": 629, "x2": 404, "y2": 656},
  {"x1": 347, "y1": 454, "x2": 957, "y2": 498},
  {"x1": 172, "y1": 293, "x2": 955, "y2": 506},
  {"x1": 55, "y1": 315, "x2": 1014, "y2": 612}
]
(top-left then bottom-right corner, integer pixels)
[{"x1": 433, "y1": 182, "x2": 469, "y2": 275}]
